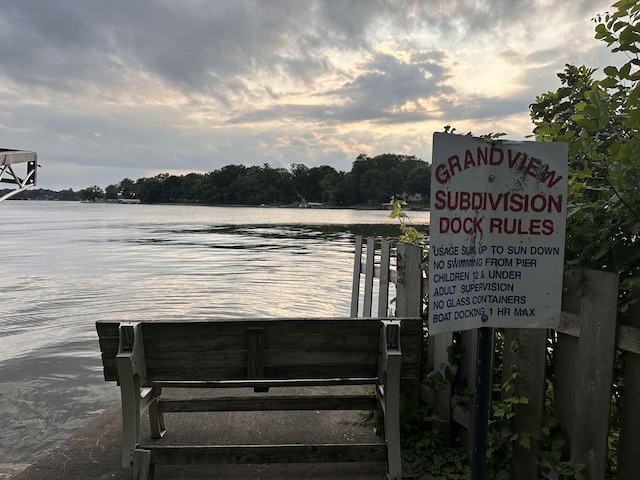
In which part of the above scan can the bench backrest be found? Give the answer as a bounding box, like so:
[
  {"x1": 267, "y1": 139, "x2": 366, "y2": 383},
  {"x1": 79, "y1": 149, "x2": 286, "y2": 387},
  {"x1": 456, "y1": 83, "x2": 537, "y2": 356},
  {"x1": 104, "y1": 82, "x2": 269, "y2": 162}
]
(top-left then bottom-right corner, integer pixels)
[{"x1": 96, "y1": 317, "x2": 422, "y2": 385}]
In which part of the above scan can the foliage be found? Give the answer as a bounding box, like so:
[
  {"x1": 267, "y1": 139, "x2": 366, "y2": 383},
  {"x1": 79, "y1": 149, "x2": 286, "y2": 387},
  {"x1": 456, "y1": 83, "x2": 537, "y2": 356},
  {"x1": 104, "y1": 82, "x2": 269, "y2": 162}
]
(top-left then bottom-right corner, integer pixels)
[
  {"x1": 425, "y1": 338, "x2": 472, "y2": 409},
  {"x1": 87, "y1": 154, "x2": 431, "y2": 206},
  {"x1": 530, "y1": 0, "x2": 640, "y2": 313},
  {"x1": 79, "y1": 185, "x2": 104, "y2": 202},
  {"x1": 0, "y1": 188, "x2": 79, "y2": 201},
  {"x1": 5, "y1": 154, "x2": 431, "y2": 206},
  {"x1": 535, "y1": 364, "x2": 589, "y2": 480},
  {"x1": 442, "y1": 124, "x2": 507, "y2": 140},
  {"x1": 388, "y1": 198, "x2": 427, "y2": 246},
  {"x1": 528, "y1": 7, "x2": 638, "y2": 473},
  {"x1": 483, "y1": 365, "x2": 532, "y2": 479},
  {"x1": 105, "y1": 184, "x2": 118, "y2": 200},
  {"x1": 352, "y1": 153, "x2": 431, "y2": 204},
  {"x1": 401, "y1": 403, "x2": 471, "y2": 479}
]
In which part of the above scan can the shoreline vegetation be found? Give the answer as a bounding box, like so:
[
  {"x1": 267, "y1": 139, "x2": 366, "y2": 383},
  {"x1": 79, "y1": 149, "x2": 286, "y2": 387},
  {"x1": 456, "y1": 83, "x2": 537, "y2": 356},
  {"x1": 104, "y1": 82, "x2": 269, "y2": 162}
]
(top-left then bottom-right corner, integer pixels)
[
  {"x1": 1, "y1": 154, "x2": 432, "y2": 208},
  {"x1": 2, "y1": 194, "x2": 430, "y2": 211}
]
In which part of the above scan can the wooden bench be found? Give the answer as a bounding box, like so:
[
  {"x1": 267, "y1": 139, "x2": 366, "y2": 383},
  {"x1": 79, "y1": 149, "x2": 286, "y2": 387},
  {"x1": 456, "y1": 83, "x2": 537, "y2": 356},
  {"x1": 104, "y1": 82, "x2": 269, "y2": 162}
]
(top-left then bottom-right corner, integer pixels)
[{"x1": 96, "y1": 317, "x2": 422, "y2": 479}]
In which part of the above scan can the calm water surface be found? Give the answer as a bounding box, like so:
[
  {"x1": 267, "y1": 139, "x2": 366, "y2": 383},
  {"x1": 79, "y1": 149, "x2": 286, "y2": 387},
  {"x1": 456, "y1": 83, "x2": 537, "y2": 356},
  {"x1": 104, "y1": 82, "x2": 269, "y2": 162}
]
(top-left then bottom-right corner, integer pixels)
[{"x1": 0, "y1": 201, "x2": 429, "y2": 463}]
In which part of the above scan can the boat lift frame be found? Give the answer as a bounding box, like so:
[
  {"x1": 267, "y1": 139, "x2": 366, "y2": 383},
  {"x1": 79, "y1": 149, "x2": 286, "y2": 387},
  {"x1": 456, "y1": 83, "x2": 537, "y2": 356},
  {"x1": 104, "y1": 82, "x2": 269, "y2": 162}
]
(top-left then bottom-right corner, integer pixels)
[{"x1": 0, "y1": 149, "x2": 38, "y2": 202}]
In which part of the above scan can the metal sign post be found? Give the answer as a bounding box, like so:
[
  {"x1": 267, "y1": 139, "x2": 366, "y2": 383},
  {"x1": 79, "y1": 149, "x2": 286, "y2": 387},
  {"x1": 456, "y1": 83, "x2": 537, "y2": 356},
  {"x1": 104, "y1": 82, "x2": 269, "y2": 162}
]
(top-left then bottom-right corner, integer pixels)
[{"x1": 471, "y1": 326, "x2": 493, "y2": 479}]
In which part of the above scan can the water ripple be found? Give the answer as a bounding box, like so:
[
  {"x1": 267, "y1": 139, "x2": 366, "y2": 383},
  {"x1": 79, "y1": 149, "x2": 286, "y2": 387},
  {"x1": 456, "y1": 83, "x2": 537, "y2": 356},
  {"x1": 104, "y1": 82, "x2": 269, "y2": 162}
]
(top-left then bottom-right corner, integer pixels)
[{"x1": 0, "y1": 202, "x2": 429, "y2": 462}]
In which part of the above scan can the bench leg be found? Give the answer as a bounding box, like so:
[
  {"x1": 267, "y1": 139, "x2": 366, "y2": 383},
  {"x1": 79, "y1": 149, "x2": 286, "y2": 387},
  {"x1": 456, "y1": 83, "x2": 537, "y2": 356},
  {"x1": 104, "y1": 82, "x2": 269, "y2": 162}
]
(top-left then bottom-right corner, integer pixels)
[
  {"x1": 374, "y1": 398, "x2": 385, "y2": 437},
  {"x1": 385, "y1": 388, "x2": 402, "y2": 480},
  {"x1": 132, "y1": 449, "x2": 154, "y2": 480},
  {"x1": 381, "y1": 320, "x2": 403, "y2": 480},
  {"x1": 148, "y1": 389, "x2": 166, "y2": 439},
  {"x1": 117, "y1": 323, "x2": 150, "y2": 468},
  {"x1": 120, "y1": 384, "x2": 164, "y2": 466},
  {"x1": 119, "y1": 378, "x2": 142, "y2": 467}
]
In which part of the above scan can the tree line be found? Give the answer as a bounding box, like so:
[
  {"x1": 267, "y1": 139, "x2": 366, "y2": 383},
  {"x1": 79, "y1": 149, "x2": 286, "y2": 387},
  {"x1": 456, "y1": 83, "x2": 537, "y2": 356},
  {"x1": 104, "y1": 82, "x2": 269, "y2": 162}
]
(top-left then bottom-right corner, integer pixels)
[
  {"x1": 1, "y1": 153, "x2": 430, "y2": 205},
  {"x1": 82, "y1": 153, "x2": 430, "y2": 205}
]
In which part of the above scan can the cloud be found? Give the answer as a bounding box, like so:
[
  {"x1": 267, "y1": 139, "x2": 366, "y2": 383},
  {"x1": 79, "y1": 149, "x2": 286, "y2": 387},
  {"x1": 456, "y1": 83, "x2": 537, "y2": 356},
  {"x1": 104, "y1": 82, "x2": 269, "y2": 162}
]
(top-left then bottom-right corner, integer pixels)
[{"x1": 0, "y1": 0, "x2": 619, "y2": 190}]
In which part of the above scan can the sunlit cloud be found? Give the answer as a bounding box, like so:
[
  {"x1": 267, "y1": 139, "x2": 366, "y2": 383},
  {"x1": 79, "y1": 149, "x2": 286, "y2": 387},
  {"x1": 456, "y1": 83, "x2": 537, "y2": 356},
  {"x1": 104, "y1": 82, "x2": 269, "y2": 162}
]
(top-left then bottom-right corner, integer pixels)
[{"x1": 0, "y1": 0, "x2": 618, "y2": 190}]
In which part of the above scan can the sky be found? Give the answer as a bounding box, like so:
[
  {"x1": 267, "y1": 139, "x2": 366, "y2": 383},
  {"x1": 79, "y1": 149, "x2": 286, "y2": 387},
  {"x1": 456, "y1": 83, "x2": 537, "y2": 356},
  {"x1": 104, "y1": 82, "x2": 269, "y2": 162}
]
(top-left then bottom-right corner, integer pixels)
[{"x1": 0, "y1": 0, "x2": 621, "y2": 191}]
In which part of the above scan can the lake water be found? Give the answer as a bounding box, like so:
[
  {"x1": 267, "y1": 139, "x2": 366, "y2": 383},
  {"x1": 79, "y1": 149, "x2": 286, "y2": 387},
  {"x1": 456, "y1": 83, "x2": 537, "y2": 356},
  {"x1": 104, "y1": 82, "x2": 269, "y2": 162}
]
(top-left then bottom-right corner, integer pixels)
[{"x1": 0, "y1": 201, "x2": 429, "y2": 463}]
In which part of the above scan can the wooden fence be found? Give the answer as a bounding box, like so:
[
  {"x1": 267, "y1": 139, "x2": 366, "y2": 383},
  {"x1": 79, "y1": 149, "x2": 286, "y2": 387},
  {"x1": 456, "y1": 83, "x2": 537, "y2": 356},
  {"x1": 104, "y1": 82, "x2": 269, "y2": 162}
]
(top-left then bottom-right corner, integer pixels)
[{"x1": 351, "y1": 235, "x2": 640, "y2": 480}]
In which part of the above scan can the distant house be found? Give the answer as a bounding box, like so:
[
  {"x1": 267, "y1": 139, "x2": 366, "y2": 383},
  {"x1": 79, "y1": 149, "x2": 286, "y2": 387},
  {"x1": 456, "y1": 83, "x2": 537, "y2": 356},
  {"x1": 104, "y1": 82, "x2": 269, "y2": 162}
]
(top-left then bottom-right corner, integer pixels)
[{"x1": 404, "y1": 193, "x2": 425, "y2": 202}]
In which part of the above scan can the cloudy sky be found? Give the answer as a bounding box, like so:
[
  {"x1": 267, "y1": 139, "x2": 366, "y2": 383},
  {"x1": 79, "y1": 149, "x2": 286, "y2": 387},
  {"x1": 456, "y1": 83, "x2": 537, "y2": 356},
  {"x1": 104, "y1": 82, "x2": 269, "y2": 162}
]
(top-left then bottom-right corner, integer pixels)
[{"x1": 0, "y1": 0, "x2": 619, "y2": 190}]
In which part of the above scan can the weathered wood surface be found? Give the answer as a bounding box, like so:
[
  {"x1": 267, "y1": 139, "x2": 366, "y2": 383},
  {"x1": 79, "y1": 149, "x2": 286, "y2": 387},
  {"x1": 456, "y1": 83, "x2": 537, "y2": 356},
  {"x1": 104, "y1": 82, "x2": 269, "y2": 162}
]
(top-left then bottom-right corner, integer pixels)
[
  {"x1": 351, "y1": 236, "x2": 424, "y2": 406},
  {"x1": 158, "y1": 394, "x2": 378, "y2": 412},
  {"x1": 459, "y1": 329, "x2": 477, "y2": 457},
  {"x1": 503, "y1": 328, "x2": 546, "y2": 480},
  {"x1": 566, "y1": 270, "x2": 618, "y2": 480},
  {"x1": 350, "y1": 235, "x2": 424, "y2": 320},
  {"x1": 140, "y1": 444, "x2": 389, "y2": 465},
  {"x1": 352, "y1": 237, "x2": 640, "y2": 479},
  {"x1": 614, "y1": 291, "x2": 640, "y2": 480},
  {"x1": 425, "y1": 331, "x2": 452, "y2": 441},
  {"x1": 378, "y1": 240, "x2": 391, "y2": 317},
  {"x1": 351, "y1": 236, "x2": 394, "y2": 318},
  {"x1": 350, "y1": 236, "x2": 364, "y2": 317},
  {"x1": 363, "y1": 237, "x2": 376, "y2": 317},
  {"x1": 97, "y1": 315, "x2": 420, "y2": 479},
  {"x1": 98, "y1": 317, "x2": 422, "y2": 387},
  {"x1": 395, "y1": 242, "x2": 423, "y2": 318}
]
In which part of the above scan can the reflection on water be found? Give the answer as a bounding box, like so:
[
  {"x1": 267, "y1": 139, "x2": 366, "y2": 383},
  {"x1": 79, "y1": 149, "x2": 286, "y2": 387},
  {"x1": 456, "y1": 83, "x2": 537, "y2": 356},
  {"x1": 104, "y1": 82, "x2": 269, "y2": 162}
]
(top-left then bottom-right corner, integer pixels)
[{"x1": 0, "y1": 202, "x2": 428, "y2": 462}]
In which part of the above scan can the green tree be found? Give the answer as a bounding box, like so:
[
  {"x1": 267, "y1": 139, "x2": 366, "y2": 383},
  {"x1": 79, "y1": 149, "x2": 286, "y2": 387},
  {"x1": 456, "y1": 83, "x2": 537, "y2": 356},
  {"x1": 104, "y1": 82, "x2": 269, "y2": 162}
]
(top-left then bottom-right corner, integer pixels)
[
  {"x1": 105, "y1": 184, "x2": 119, "y2": 200},
  {"x1": 350, "y1": 153, "x2": 430, "y2": 204},
  {"x1": 79, "y1": 185, "x2": 104, "y2": 202},
  {"x1": 181, "y1": 173, "x2": 204, "y2": 203},
  {"x1": 359, "y1": 168, "x2": 388, "y2": 203},
  {"x1": 201, "y1": 165, "x2": 247, "y2": 204},
  {"x1": 291, "y1": 164, "x2": 344, "y2": 204},
  {"x1": 403, "y1": 163, "x2": 431, "y2": 200},
  {"x1": 93, "y1": 155, "x2": 427, "y2": 207},
  {"x1": 59, "y1": 188, "x2": 79, "y2": 201},
  {"x1": 319, "y1": 168, "x2": 346, "y2": 205},
  {"x1": 162, "y1": 175, "x2": 185, "y2": 202},
  {"x1": 118, "y1": 178, "x2": 137, "y2": 199},
  {"x1": 530, "y1": 0, "x2": 639, "y2": 307},
  {"x1": 136, "y1": 176, "x2": 164, "y2": 203}
]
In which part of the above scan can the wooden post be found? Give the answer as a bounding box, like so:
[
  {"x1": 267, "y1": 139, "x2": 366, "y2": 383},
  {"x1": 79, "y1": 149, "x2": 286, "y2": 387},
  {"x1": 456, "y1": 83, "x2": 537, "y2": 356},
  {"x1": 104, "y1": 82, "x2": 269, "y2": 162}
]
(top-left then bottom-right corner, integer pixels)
[
  {"x1": 396, "y1": 242, "x2": 423, "y2": 404},
  {"x1": 617, "y1": 289, "x2": 640, "y2": 480},
  {"x1": 503, "y1": 328, "x2": 547, "y2": 480},
  {"x1": 426, "y1": 331, "x2": 453, "y2": 441},
  {"x1": 459, "y1": 329, "x2": 478, "y2": 457},
  {"x1": 377, "y1": 240, "x2": 391, "y2": 317},
  {"x1": 350, "y1": 235, "x2": 363, "y2": 317},
  {"x1": 363, "y1": 237, "x2": 375, "y2": 317},
  {"x1": 568, "y1": 269, "x2": 618, "y2": 479},
  {"x1": 395, "y1": 242, "x2": 422, "y2": 318},
  {"x1": 554, "y1": 269, "x2": 582, "y2": 441}
]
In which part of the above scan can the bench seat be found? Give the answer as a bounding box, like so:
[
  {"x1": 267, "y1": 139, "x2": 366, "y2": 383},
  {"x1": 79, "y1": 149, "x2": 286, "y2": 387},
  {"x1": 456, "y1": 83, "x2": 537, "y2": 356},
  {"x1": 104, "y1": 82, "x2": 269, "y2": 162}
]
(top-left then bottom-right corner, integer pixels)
[{"x1": 96, "y1": 317, "x2": 422, "y2": 480}]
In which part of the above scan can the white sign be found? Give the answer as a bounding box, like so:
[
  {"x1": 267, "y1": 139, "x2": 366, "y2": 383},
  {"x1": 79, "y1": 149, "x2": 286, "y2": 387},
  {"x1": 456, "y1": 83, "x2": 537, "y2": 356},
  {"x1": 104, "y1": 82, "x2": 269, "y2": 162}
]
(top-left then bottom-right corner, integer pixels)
[{"x1": 428, "y1": 133, "x2": 568, "y2": 335}]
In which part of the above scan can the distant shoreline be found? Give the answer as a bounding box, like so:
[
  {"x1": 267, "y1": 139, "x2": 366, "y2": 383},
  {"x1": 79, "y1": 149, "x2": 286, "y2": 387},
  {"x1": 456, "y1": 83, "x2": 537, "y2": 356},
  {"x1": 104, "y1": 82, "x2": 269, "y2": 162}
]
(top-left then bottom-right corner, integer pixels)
[{"x1": 73, "y1": 199, "x2": 431, "y2": 211}]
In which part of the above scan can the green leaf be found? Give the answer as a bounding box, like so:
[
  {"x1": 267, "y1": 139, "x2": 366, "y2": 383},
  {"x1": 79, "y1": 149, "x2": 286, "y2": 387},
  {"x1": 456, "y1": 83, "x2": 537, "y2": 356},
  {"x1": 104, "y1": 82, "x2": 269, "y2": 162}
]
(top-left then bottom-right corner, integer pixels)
[
  {"x1": 599, "y1": 76, "x2": 618, "y2": 88},
  {"x1": 582, "y1": 104, "x2": 600, "y2": 119},
  {"x1": 603, "y1": 65, "x2": 619, "y2": 77},
  {"x1": 570, "y1": 114, "x2": 598, "y2": 131}
]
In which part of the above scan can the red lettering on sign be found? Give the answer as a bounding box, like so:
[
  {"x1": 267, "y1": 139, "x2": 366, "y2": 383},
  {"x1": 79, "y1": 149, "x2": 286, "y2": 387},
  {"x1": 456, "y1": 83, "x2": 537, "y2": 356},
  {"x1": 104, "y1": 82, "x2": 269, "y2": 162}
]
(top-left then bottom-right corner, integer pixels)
[
  {"x1": 489, "y1": 218, "x2": 554, "y2": 235},
  {"x1": 433, "y1": 147, "x2": 563, "y2": 189}
]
